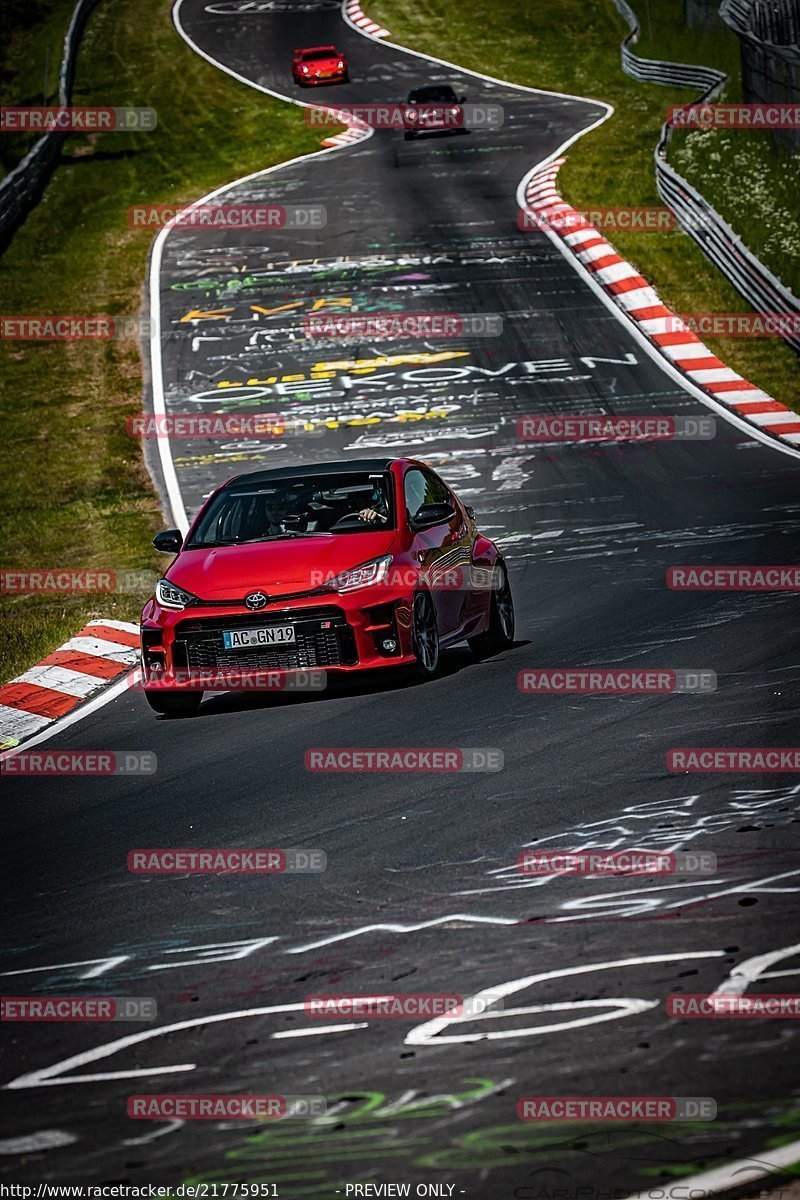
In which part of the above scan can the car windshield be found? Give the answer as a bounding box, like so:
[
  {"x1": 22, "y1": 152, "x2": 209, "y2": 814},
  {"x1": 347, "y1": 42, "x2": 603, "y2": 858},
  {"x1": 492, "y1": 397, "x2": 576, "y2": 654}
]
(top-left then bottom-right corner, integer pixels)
[
  {"x1": 186, "y1": 470, "x2": 395, "y2": 547},
  {"x1": 302, "y1": 48, "x2": 338, "y2": 59},
  {"x1": 408, "y1": 86, "x2": 458, "y2": 102}
]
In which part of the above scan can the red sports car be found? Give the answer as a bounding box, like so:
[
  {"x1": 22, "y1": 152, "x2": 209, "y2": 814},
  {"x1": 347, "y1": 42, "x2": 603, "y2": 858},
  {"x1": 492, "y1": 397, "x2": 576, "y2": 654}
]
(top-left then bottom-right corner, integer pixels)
[
  {"x1": 292, "y1": 45, "x2": 349, "y2": 86},
  {"x1": 140, "y1": 458, "x2": 514, "y2": 716}
]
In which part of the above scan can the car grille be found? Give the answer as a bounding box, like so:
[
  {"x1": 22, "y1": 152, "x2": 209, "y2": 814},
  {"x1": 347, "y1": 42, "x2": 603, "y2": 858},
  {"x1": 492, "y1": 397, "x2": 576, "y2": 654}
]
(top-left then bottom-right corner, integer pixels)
[{"x1": 174, "y1": 607, "x2": 357, "y2": 672}]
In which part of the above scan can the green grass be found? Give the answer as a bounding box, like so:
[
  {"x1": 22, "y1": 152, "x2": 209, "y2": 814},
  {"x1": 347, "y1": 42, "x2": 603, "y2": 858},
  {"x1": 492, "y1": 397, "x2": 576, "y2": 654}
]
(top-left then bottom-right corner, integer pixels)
[
  {"x1": 367, "y1": 0, "x2": 799, "y2": 407},
  {"x1": 1, "y1": 0, "x2": 79, "y2": 175},
  {"x1": 0, "y1": 0, "x2": 327, "y2": 683},
  {"x1": 672, "y1": 129, "x2": 800, "y2": 295}
]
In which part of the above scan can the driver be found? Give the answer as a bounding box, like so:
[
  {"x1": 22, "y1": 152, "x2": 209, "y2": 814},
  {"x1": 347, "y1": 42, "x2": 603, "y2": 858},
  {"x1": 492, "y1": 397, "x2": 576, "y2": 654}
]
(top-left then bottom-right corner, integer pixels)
[
  {"x1": 263, "y1": 493, "x2": 296, "y2": 535},
  {"x1": 358, "y1": 478, "x2": 390, "y2": 525}
]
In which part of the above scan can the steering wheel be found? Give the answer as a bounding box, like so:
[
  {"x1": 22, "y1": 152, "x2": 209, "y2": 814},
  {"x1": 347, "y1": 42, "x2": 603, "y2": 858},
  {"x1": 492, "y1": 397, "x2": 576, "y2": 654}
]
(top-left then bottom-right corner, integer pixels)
[{"x1": 330, "y1": 511, "x2": 371, "y2": 530}]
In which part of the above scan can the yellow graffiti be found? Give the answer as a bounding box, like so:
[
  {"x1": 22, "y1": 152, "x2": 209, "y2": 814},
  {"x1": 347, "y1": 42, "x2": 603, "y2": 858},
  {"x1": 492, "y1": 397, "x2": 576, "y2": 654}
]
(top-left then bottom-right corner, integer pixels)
[
  {"x1": 310, "y1": 297, "x2": 353, "y2": 311},
  {"x1": 250, "y1": 301, "x2": 303, "y2": 317},
  {"x1": 179, "y1": 307, "x2": 234, "y2": 323},
  {"x1": 310, "y1": 351, "x2": 469, "y2": 373},
  {"x1": 180, "y1": 296, "x2": 354, "y2": 323},
  {"x1": 216, "y1": 351, "x2": 470, "y2": 390}
]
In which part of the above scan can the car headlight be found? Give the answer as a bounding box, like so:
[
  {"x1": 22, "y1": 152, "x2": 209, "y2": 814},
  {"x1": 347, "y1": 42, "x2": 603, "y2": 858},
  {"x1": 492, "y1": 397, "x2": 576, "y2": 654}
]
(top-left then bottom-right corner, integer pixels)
[
  {"x1": 337, "y1": 60, "x2": 344, "y2": 68},
  {"x1": 156, "y1": 578, "x2": 198, "y2": 610},
  {"x1": 301, "y1": 64, "x2": 309, "y2": 72},
  {"x1": 324, "y1": 555, "x2": 392, "y2": 593}
]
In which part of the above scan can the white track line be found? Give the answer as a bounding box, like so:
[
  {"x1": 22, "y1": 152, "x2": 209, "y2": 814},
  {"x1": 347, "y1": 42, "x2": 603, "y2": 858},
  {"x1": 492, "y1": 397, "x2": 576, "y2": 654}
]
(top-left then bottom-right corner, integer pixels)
[{"x1": 621, "y1": 1137, "x2": 800, "y2": 1199}]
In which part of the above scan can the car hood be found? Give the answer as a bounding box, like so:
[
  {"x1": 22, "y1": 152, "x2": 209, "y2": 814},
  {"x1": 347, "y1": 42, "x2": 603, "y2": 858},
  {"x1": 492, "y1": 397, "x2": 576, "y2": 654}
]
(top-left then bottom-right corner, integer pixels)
[
  {"x1": 301, "y1": 54, "x2": 341, "y2": 69},
  {"x1": 167, "y1": 531, "x2": 396, "y2": 600}
]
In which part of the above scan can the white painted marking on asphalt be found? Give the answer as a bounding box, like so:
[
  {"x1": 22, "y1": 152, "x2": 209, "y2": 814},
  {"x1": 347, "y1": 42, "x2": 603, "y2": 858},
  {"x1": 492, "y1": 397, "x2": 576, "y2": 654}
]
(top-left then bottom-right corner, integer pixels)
[
  {"x1": 0, "y1": 956, "x2": 130, "y2": 979},
  {"x1": 122, "y1": 1119, "x2": 184, "y2": 1146},
  {"x1": 711, "y1": 942, "x2": 800, "y2": 996},
  {"x1": 271, "y1": 1023, "x2": 369, "y2": 1038},
  {"x1": 0, "y1": 1130, "x2": 78, "y2": 1154},
  {"x1": 3, "y1": 1002, "x2": 338, "y2": 1088},
  {"x1": 620, "y1": 1137, "x2": 800, "y2": 1199},
  {"x1": 405, "y1": 951, "x2": 726, "y2": 1045},
  {"x1": 284, "y1": 913, "x2": 518, "y2": 953}
]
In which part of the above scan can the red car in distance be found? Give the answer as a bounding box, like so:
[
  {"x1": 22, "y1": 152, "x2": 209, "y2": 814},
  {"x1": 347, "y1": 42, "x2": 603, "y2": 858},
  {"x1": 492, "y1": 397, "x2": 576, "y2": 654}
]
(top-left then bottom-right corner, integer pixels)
[
  {"x1": 292, "y1": 45, "x2": 349, "y2": 86},
  {"x1": 140, "y1": 458, "x2": 514, "y2": 716}
]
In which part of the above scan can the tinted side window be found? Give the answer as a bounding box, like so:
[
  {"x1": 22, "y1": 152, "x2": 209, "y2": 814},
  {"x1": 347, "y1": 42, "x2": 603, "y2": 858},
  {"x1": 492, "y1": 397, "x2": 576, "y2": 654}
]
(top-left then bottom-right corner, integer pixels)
[
  {"x1": 404, "y1": 469, "x2": 454, "y2": 521},
  {"x1": 421, "y1": 470, "x2": 452, "y2": 506},
  {"x1": 404, "y1": 469, "x2": 428, "y2": 520}
]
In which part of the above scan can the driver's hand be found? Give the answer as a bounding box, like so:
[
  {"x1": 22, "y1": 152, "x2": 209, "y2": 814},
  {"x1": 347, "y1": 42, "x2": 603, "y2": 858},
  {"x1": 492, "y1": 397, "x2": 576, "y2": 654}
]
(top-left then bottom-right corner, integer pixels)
[{"x1": 358, "y1": 507, "x2": 385, "y2": 523}]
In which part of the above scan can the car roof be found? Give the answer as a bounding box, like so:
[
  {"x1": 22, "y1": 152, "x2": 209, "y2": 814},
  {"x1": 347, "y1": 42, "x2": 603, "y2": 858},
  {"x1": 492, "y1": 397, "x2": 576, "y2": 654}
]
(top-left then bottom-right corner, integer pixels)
[
  {"x1": 298, "y1": 45, "x2": 338, "y2": 54},
  {"x1": 408, "y1": 84, "x2": 457, "y2": 98},
  {"x1": 223, "y1": 459, "x2": 397, "y2": 488}
]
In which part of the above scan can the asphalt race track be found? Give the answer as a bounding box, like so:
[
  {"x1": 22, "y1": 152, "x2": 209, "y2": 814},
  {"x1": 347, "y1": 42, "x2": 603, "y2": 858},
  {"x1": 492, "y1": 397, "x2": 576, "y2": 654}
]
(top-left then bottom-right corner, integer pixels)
[{"x1": 2, "y1": 1, "x2": 800, "y2": 1194}]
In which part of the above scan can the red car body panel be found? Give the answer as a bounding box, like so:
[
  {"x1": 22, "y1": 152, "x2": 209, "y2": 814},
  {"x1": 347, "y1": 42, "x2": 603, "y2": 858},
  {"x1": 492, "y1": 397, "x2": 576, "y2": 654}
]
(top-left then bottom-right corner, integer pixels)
[
  {"x1": 292, "y1": 45, "x2": 348, "y2": 86},
  {"x1": 140, "y1": 458, "x2": 504, "y2": 691}
]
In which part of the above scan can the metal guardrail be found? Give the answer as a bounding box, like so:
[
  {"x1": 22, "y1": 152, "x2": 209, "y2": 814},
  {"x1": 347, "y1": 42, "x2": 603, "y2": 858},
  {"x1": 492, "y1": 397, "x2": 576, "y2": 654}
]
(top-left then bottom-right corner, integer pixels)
[
  {"x1": 0, "y1": 0, "x2": 102, "y2": 252},
  {"x1": 610, "y1": 0, "x2": 800, "y2": 355},
  {"x1": 721, "y1": 0, "x2": 800, "y2": 152}
]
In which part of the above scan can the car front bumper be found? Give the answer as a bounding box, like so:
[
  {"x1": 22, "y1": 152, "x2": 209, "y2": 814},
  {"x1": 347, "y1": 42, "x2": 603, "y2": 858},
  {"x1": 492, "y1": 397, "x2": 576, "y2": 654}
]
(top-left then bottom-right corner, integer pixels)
[{"x1": 140, "y1": 589, "x2": 416, "y2": 691}]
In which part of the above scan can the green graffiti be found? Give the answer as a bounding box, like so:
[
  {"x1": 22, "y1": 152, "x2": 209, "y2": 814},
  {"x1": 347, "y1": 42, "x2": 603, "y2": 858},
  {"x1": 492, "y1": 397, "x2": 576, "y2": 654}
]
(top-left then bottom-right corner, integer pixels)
[{"x1": 179, "y1": 1092, "x2": 800, "y2": 1197}]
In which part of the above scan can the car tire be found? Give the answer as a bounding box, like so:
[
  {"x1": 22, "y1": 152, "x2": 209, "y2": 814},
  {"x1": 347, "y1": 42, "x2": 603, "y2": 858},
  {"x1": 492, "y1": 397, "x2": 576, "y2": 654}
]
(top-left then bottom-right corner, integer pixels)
[
  {"x1": 404, "y1": 130, "x2": 415, "y2": 140},
  {"x1": 468, "y1": 559, "x2": 515, "y2": 659},
  {"x1": 342, "y1": 71, "x2": 350, "y2": 82},
  {"x1": 410, "y1": 591, "x2": 440, "y2": 679},
  {"x1": 144, "y1": 690, "x2": 203, "y2": 718}
]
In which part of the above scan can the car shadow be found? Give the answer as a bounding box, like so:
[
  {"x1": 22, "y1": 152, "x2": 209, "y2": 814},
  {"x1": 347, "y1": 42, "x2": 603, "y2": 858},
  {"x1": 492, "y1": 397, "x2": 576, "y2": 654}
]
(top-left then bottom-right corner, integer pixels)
[{"x1": 162, "y1": 638, "x2": 530, "y2": 720}]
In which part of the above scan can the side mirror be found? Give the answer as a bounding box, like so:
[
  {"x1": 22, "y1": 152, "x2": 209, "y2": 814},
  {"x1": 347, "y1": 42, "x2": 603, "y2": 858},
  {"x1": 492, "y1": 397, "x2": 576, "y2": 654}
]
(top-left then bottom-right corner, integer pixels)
[
  {"x1": 153, "y1": 529, "x2": 183, "y2": 554},
  {"x1": 412, "y1": 502, "x2": 455, "y2": 528},
  {"x1": 465, "y1": 505, "x2": 475, "y2": 520},
  {"x1": 459, "y1": 95, "x2": 467, "y2": 104}
]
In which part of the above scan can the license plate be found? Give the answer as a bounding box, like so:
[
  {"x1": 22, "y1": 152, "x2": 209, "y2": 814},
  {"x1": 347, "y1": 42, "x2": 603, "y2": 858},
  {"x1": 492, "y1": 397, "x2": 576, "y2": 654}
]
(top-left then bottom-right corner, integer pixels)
[{"x1": 222, "y1": 625, "x2": 296, "y2": 650}]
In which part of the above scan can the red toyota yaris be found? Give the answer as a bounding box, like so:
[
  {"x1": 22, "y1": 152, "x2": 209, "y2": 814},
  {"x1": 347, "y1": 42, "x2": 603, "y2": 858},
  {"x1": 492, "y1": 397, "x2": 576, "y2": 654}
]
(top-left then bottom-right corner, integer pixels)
[{"x1": 140, "y1": 458, "x2": 514, "y2": 716}]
